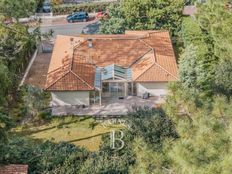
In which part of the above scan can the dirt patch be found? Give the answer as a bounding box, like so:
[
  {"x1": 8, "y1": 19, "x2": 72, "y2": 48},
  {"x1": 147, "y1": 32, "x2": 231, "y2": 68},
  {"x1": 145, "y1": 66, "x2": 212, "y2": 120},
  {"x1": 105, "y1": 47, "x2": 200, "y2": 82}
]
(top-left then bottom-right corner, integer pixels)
[{"x1": 24, "y1": 52, "x2": 52, "y2": 89}]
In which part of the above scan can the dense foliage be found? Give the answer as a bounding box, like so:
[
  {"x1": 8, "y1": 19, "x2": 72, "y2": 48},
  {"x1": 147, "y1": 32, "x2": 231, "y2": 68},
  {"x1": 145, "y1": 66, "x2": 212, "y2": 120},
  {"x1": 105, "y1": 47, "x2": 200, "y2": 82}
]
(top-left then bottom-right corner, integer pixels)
[
  {"x1": 214, "y1": 59, "x2": 232, "y2": 97},
  {"x1": 127, "y1": 107, "x2": 178, "y2": 150},
  {"x1": 0, "y1": 137, "x2": 89, "y2": 174},
  {"x1": 0, "y1": 0, "x2": 40, "y2": 19},
  {"x1": 179, "y1": 0, "x2": 232, "y2": 98},
  {"x1": 0, "y1": 0, "x2": 232, "y2": 173},
  {"x1": 52, "y1": 2, "x2": 116, "y2": 15},
  {"x1": 100, "y1": 0, "x2": 184, "y2": 36},
  {"x1": 0, "y1": 112, "x2": 13, "y2": 144},
  {"x1": 164, "y1": 84, "x2": 232, "y2": 173},
  {"x1": 179, "y1": 17, "x2": 216, "y2": 95},
  {"x1": 0, "y1": 107, "x2": 178, "y2": 173},
  {"x1": 0, "y1": 0, "x2": 40, "y2": 145}
]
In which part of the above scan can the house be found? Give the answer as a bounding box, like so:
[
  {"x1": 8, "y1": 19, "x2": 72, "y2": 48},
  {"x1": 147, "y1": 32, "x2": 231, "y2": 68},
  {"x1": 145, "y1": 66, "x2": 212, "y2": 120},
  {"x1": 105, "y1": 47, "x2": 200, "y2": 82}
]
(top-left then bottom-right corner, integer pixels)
[
  {"x1": 0, "y1": 164, "x2": 28, "y2": 174},
  {"x1": 45, "y1": 30, "x2": 178, "y2": 107}
]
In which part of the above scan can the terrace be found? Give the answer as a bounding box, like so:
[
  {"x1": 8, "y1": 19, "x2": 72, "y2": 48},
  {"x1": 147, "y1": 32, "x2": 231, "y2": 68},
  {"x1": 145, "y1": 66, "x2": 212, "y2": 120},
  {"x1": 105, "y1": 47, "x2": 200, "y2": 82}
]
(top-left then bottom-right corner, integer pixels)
[{"x1": 52, "y1": 96, "x2": 164, "y2": 116}]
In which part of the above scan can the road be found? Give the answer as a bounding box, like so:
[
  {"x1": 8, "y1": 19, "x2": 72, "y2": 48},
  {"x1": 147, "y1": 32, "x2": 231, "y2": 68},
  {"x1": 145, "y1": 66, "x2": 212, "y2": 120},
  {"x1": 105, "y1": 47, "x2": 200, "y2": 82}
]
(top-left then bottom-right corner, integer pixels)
[{"x1": 40, "y1": 20, "x2": 100, "y2": 36}]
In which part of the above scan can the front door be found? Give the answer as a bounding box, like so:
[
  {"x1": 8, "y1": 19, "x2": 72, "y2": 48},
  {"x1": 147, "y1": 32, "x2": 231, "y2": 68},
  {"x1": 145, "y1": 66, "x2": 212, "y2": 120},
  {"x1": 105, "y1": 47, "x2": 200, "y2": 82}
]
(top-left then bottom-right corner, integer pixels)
[{"x1": 109, "y1": 82, "x2": 124, "y2": 97}]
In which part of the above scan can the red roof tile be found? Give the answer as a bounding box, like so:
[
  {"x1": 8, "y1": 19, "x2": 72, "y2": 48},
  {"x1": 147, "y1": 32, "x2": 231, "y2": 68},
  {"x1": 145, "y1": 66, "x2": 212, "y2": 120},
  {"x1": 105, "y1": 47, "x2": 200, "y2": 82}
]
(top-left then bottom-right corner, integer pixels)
[
  {"x1": 0, "y1": 164, "x2": 28, "y2": 174},
  {"x1": 45, "y1": 30, "x2": 178, "y2": 91}
]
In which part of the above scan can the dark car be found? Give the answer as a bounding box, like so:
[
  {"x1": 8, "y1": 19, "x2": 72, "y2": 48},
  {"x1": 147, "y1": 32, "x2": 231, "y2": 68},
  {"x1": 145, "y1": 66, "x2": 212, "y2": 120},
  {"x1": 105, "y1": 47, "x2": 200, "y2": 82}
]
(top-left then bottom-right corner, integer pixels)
[
  {"x1": 42, "y1": 2, "x2": 52, "y2": 13},
  {"x1": 66, "y1": 12, "x2": 89, "y2": 23}
]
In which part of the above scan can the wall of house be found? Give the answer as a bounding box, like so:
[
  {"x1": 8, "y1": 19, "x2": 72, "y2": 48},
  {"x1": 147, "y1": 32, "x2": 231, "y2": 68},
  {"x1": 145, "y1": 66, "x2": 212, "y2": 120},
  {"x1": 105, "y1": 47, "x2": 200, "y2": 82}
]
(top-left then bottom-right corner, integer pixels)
[
  {"x1": 136, "y1": 82, "x2": 168, "y2": 97},
  {"x1": 51, "y1": 91, "x2": 90, "y2": 106}
]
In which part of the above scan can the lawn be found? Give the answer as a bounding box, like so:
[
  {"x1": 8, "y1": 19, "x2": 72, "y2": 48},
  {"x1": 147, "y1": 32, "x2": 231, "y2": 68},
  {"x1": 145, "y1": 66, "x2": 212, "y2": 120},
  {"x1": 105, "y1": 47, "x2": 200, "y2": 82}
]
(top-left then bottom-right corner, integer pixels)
[{"x1": 13, "y1": 117, "x2": 123, "y2": 151}]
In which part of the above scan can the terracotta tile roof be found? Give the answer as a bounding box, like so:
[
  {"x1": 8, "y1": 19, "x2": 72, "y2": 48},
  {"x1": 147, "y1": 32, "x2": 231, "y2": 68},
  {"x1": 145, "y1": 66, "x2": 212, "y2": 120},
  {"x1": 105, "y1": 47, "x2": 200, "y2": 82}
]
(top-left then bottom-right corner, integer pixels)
[
  {"x1": 45, "y1": 35, "x2": 95, "y2": 91},
  {"x1": 74, "y1": 38, "x2": 151, "y2": 67},
  {"x1": 131, "y1": 49, "x2": 155, "y2": 80},
  {"x1": 45, "y1": 30, "x2": 178, "y2": 91},
  {"x1": 0, "y1": 164, "x2": 28, "y2": 174}
]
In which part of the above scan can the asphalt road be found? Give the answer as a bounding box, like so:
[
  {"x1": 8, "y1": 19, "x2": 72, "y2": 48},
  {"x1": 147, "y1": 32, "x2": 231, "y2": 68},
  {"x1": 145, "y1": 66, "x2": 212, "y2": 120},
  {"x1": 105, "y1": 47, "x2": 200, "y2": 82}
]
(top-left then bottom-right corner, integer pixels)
[{"x1": 40, "y1": 20, "x2": 100, "y2": 36}]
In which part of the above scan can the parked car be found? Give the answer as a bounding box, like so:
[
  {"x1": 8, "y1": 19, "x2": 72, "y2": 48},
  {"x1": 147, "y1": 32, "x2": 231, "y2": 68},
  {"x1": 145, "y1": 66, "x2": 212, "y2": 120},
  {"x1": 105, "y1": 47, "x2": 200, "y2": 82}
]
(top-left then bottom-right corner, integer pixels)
[
  {"x1": 42, "y1": 2, "x2": 52, "y2": 13},
  {"x1": 96, "y1": 11, "x2": 109, "y2": 19},
  {"x1": 66, "y1": 12, "x2": 89, "y2": 23}
]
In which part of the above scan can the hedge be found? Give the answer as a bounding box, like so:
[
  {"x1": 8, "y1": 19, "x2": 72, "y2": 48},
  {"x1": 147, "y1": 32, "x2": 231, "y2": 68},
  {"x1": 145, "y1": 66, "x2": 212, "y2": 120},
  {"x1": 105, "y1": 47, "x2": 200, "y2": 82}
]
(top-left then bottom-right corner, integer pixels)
[
  {"x1": 181, "y1": 17, "x2": 208, "y2": 57},
  {"x1": 52, "y1": 2, "x2": 117, "y2": 15}
]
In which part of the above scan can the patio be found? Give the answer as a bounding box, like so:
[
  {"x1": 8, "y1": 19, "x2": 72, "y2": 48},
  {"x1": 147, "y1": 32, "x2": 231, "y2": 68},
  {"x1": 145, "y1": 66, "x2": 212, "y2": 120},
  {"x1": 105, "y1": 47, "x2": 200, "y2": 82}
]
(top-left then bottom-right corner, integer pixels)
[{"x1": 52, "y1": 96, "x2": 164, "y2": 116}]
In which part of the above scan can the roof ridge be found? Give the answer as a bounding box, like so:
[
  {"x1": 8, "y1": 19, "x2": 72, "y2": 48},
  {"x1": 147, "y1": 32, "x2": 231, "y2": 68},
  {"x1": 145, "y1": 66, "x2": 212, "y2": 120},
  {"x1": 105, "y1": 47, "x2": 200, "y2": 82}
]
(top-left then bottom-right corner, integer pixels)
[
  {"x1": 154, "y1": 62, "x2": 179, "y2": 80},
  {"x1": 153, "y1": 30, "x2": 178, "y2": 80},
  {"x1": 47, "y1": 66, "x2": 62, "y2": 74},
  {"x1": 133, "y1": 49, "x2": 156, "y2": 81},
  {"x1": 129, "y1": 48, "x2": 153, "y2": 68},
  {"x1": 70, "y1": 70, "x2": 94, "y2": 89},
  {"x1": 45, "y1": 70, "x2": 70, "y2": 90},
  {"x1": 134, "y1": 62, "x2": 156, "y2": 81},
  {"x1": 138, "y1": 39, "x2": 153, "y2": 49},
  {"x1": 73, "y1": 40, "x2": 97, "y2": 66},
  {"x1": 72, "y1": 40, "x2": 87, "y2": 70}
]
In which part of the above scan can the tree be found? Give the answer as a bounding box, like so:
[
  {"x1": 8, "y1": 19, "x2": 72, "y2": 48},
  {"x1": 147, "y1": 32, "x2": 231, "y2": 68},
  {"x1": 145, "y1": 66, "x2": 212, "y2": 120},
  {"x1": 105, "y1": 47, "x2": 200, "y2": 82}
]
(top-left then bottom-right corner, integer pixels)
[
  {"x1": 80, "y1": 131, "x2": 136, "y2": 174},
  {"x1": 197, "y1": 0, "x2": 232, "y2": 60},
  {"x1": 100, "y1": 0, "x2": 184, "y2": 36},
  {"x1": 99, "y1": 4, "x2": 126, "y2": 34},
  {"x1": 214, "y1": 59, "x2": 232, "y2": 98},
  {"x1": 180, "y1": 17, "x2": 217, "y2": 95},
  {"x1": 0, "y1": 0, "x2": 37, "y2": 19},
  {"x1": 0, "y1": 62, "x2": 11, "y2": 105},
  {"x1": 167, "y1": 96, "x2": 232, "y2": 174},
  {"x1": 99, "y1": 17, "x2": 126, "y2": 34},
  {"x1": 123, "y1": 0, "x2": 184, "y2": 35},
  {"x1": 129, "y1": 137, "x2": 172, "y2": 174},
  {"x1": 19, "y1": 85, "x2": 50, "y2": 122},
  {"x1": 179, "y1": 44, "x2": 198, "y2": 89},
  {"x1": 127, "y1": 107, "x2": 178, "y2": 150},
  {"x1": 0, "y1": 23, "x2": 37, "y2": 72},
  {"x1": 0, "y1": 137, "x2": 89, "y2": 173},
  {"x1": 0, "y1": 112, "x2": 13, "y2": 144}
]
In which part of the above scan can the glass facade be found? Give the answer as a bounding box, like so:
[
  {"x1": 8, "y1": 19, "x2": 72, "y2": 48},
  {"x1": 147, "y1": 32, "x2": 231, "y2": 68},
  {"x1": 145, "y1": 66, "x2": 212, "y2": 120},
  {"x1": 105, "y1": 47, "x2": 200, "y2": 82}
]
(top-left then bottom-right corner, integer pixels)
[{"x1": 102, "y1": 82, "x2": 124, "y2": 98}]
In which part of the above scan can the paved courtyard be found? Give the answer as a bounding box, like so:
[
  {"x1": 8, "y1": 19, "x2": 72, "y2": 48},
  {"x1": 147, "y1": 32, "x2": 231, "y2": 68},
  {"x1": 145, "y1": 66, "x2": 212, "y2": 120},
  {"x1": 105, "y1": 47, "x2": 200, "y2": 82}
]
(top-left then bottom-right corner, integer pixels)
[{"x1": 52, "y1": 96, "x2": 164, "y2": 116}]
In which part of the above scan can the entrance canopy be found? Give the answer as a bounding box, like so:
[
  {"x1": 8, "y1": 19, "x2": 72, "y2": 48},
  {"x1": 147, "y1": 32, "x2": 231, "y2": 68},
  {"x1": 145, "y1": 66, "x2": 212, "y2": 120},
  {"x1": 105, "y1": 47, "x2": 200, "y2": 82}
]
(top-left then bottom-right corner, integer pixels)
[
  {"x1": 101, "y1": 64, "x2": 132, "y2": 81},
  {"x1": 94, "y1": 64, "x2": 132, "y2": 90}
]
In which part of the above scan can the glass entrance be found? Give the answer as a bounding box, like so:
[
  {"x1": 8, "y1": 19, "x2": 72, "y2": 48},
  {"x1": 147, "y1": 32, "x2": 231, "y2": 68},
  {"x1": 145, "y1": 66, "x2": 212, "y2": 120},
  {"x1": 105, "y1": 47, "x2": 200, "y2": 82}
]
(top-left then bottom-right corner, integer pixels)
[{"x1": 102, "y1": 82, "x2": 125, "y2": 98}]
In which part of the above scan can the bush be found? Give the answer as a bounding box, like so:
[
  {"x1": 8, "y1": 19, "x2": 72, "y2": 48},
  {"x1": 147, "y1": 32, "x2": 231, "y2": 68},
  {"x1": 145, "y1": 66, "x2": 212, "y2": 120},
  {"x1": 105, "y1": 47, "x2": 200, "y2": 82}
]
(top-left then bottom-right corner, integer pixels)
[
  {"x1": 52, "y1": 2, "x2": 117, "y2": 15},
  {"x1": 0, "y1": 137, "x2": 89, "y2": 174},
  {"x1": 127, "y1": 107, "x2": 178, "y2": 150}
]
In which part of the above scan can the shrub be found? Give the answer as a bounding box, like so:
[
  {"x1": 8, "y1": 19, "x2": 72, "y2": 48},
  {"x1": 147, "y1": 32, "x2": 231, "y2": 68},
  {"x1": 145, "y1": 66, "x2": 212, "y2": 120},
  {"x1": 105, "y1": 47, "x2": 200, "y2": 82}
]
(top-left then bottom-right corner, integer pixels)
[
  {"x1": 127, "y1": 107, "x2": 178, "y2": 150},
  {"x1": 0, "y1": 137, "x2": 89, "y2": 174},
  {"x1": 52, "y1": 2, "x2": 117, "y2": 15}
]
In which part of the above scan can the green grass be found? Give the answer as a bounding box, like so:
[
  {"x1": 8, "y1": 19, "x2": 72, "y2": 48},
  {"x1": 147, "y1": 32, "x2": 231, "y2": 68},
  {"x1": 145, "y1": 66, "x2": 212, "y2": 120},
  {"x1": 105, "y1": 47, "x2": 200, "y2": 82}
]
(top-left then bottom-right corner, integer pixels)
[{"x1": 13, "y1": 117, "x2": 123, "y2": 151}]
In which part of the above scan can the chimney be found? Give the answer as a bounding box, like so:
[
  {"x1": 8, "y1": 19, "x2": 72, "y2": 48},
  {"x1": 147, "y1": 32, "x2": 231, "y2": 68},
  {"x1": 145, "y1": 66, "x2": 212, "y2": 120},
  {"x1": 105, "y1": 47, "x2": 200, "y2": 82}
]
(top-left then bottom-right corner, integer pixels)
[
  {"x1": 87, "y1": 38, "x2": 93, "y2": 48},
  {"x1": 70, "y1": 37, "x2": 74, "y2": 45},
  {"x1": 70, "y1": 37, "x2": 74, "y2": 50}
]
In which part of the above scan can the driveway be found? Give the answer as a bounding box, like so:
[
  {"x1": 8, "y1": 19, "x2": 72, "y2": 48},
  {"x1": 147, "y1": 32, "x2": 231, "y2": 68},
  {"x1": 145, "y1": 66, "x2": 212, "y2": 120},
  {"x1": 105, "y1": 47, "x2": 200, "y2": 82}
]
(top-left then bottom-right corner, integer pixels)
[{"x1": 40, "y1": 15, "x2": 100, "y2": 36}]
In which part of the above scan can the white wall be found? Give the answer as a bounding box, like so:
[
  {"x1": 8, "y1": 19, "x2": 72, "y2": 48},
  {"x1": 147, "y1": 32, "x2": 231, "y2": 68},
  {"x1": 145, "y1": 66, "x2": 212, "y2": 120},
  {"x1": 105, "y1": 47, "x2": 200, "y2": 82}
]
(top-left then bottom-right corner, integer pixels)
[
  {"x1": 137, "y1": 82, "x2": 168, "y2": 97},
  {"x1": 51, "y1": 91, "x2": 90, "y2": 106}
]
